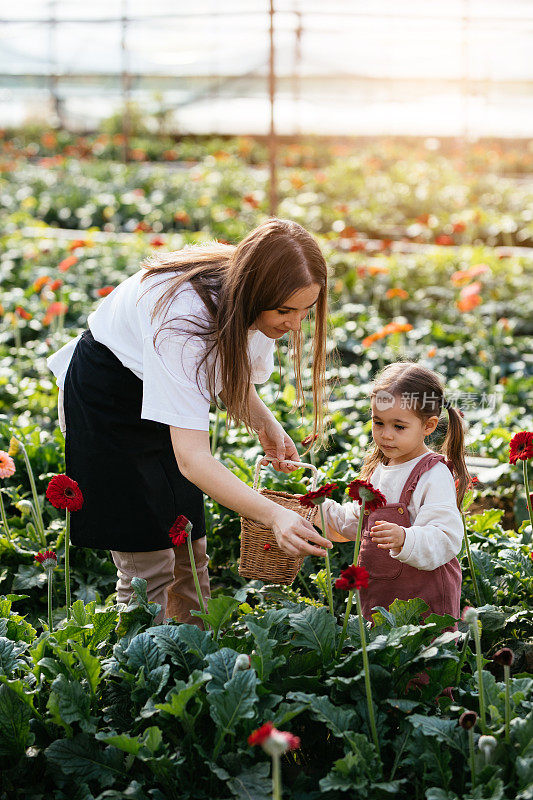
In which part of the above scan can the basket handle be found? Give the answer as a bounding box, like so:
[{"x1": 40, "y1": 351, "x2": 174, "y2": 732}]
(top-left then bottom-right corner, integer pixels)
[{"x1": 253, "y1": 457, "x2": 319, "y2": 492}]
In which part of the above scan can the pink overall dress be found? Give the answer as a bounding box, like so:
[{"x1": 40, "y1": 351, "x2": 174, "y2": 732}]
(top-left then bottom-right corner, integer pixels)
[{"x1": 358, "y1": 452, "x2": 462, "y2": 624}]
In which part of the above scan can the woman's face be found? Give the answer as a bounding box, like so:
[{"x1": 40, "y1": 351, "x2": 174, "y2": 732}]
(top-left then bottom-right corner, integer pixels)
[{"x1": 253, "y1": 283, "x2": 321, "y2": 339}]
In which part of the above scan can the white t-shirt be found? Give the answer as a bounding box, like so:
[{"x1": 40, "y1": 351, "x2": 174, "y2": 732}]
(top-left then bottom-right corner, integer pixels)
[
  {"x1": 322, "y1": 451, "x2": 463, "y2": 571},
  {"x1": 47, "y1": 269, "x2": 275, "y2": 431}
]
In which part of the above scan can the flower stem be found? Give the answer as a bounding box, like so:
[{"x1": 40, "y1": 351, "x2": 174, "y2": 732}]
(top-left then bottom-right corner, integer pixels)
[
  {"x1": 20, "y1": 442, "x2": 46, "y2": 546},
  {"x1": 468, "y1": 727, "x2": 476, "y2": 789},
  {"x1": 64, "y1": 511, "x2": 71, "y2": 620},
  {"x1": 355, "y1": 589, "x2": 380, "y2": 758},
  {"x1": 462, "y1": 512, "x2": 482, "y2": 606},
  {"x1": 187, "y1": 534, "x2": 206, "y2": 616},
  {"x1": 319, "y1": 504, "x2": 334, "y2": 619},
  {"x1": 47, "y1": 571, "x2": 54, "y2": 633},
  {"x1": 523, "y1": 460, "x2": 533, "y2": 536},
  {"x1": 353, "y1": 500, "x2": 365, "y2": 566},
  {"x1": 0, "y1": 491, "x2": 12, "y2": 541},
  {"x1": 272, "y1": 753, "x2": 282, "y2": 800},
  {"x1": 504, "y1": 664, "x2": 511, "y2": 743},
  {"x1": 471, "y1": 618, "x2": 487, "y2": 733},
  {"x1": 336, "y1": 588, "x2": 354, "y2": 659}
]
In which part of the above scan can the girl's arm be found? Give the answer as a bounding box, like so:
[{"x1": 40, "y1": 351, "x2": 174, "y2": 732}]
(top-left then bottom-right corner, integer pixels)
[
  {"x1": 170, "y1": 426, "x2": 332, "y2": 558},
  {"x1": 319, "y1": 498, "x2": 360, "y2": 543},
  {"x1": 386, "y1": 465, "x2": 463, "y2": 570}
]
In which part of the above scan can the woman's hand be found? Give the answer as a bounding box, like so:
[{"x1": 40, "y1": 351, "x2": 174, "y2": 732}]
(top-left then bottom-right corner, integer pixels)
[
  {"x1": 257, "y1": 418, "x2": 300, "y2": 473},
  {"x1": 270, "y1": 506, "x2": 332, "y2": 557}
]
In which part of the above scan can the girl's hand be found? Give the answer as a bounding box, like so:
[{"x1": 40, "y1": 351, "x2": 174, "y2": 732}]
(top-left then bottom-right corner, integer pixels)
[
  {"x1": 257, "y1": 419, "x2": 300, "y2": 473},
  {"x1": 370, "y1": 521, "x2": 406, "y2": 550},
  {"x1": 271, "y1": 506, "x2": 332, "y2": 557}
]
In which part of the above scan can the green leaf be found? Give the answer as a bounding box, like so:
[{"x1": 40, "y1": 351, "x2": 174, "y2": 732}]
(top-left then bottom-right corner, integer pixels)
[
  {"x1": 191, "y1": 595, "x2": 240, "y2": 639},
  {"x1": 70, "y1": 641, "x2": 102, "y2": 695},
  {"x1": 287, "y1": 691, "x2": 357, "y2": 743},
  {"x1": 176, "y1": 623, "x2": 217, "y2": 657},
  {"x1": 150, "y1": 628, "x2": 202, "y2": 673},
  {"x1": 205, "y1": 648, "x2": 240, "y2": 692},
  {"x1": 125, "y1": 632, "x2": 165, "y2": 673},
  {"x1": 470, "y1": 550, "x2": 497, "y2": 603},
  {"x1": 288, "y1": 606, "x2": 336, "y2": 660},
  {"x1": 319, "y1": 736, "x2": 381, "y2": 792},
  {"x1": 408, "y1": 714, "x2": 465, "y2": 754},
  {"x1": 0, "y1": 637, "x2": 18, "y2": 675},
  {"x1": 45, "y1": 733, "x2": 125, "y2": 786},
  {"x1": 47, "y1": 673, "x2": 93, "y2": 733},
  {"x1": 371, "y1": 598, "x2": 429, "y2": 628},
  {"x1": 227, "y1": 763, "x2": 271, "y2": 800},
  {"x1": 155, "y1": 670, "x2": 209, "y2": 721},
  {"x1": 0, "y1": 683, "x2": 33, "y2": 758},
  {"x1": 11, "y1": 565, "x2": 47, "y2": 591},
  {"x1": 97, "y1": 726, "x2": 163, "y2": 757},
  {"x1": 245, "y1": 617, "x2": 284, "y2": 681},
  {"x1": 90, "y1": 609, "x2": 119, "y2": 646},
  {"x1": 208, "y1": 669, "x2": 258, "y2": 735}
]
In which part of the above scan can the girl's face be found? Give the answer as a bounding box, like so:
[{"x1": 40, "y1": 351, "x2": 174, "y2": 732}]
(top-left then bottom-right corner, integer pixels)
[
  {"x1": 253, "y1": 283, "x2": 321, "y2": 340},
  {"x1": 371, "y1": 394, "x2": 439, "y2": 465}
]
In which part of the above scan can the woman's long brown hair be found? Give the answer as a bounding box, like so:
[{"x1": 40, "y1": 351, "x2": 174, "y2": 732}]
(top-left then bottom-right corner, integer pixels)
[
  {"x1": 140, "y1": 218, "x2": 329, "y2": 442},
  {"x1": 360, "y1": 361, "x2": 470, "y2": 508}
]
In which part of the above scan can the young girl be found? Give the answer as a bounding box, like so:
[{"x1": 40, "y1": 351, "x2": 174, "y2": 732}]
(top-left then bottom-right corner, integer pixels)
[
  {"x1": 48, "y1": 219, "x2": 332, "y2": 625},
  {"x1": 322, "y1": 361, "x2": 468, "y2": 622}
]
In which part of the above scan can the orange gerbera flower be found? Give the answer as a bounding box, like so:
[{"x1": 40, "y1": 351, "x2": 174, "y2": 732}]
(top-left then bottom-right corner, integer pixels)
[
  {"x1": 435, "y1": 234, "x2": 454, "y2": 246},
  {"x1": 58, "y1": 255, "x2": 78, "y2": 273},
  {"x1": 368, "y1": 265, "x2": 389, "y2": 276},
  {"x1": 467, "y1": 263, "x2": 490, "y2": 278},
  {"x1": 451, "y1": 269, "x2": 470, "y2": 286},
  {"x1": 460, "y1": 281, "x2": 482, "y2": 300},
  {"x1": 15, "y1": 306, "x2": 32, "y2": 320},
  {"x1": 386, "y1": 287, "x2": 409, "y2": 299},
  {"x1": 68, "y1": 239, "x2": 87, "y2": 252},
  {"x1": 362, "y1": 333, "x2": 380, "y2": 348},
  {"x1": 97, "y1": 286, "x2": 114, "y2": 298},
  {"x1": 33, "y1": 275, "x2": 51, "y2": 292},
  {"x1": 457, "y1": 294, "x2": 482, "y2": 312}
]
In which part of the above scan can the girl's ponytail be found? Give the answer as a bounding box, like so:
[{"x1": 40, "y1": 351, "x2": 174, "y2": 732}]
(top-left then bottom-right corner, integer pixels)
[{"x1": 443, "y1": 404, "x2": 470, "y2": 509}]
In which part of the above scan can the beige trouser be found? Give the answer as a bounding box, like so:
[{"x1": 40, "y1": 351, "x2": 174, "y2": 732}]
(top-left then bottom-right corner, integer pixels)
[
  {"x1": 59, "y1": 388, "x2": 210, "y2": 626},
  {"x1": 111, "y1": 539, "x2": 211, "y2": 626}
]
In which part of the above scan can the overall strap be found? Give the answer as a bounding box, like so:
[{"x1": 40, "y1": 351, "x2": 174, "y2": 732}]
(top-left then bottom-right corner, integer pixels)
[{"x1": 398, "y1": 452, "x2": 453, "y2": 507}]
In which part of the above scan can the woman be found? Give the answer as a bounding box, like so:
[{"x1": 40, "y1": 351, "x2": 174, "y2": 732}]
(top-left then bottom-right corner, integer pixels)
[{"x1": 48, "y1": 218, "x2": 332, "y2": 624}]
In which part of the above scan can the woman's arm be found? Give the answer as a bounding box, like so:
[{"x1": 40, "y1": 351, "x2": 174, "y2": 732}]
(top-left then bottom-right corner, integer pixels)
[
  {"x1": 247, "y1": 384, "x2": 300, "y2": 473},
  {"x1": 170, "y1": 426, "x2": 332, "y2": 558}
]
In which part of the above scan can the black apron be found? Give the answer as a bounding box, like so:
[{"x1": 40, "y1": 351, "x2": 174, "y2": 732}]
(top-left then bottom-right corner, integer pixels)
[{"x1": 63, "y1": 330, "x2": 206, "y2": 551}]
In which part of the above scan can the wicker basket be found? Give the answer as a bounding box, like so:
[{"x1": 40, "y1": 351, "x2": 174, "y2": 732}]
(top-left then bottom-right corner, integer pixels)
[{"x1": 239, "y1": 458, "x2": 318, "y2": 585}]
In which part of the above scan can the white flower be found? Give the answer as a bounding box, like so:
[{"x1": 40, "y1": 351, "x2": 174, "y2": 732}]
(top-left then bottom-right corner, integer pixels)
[{"x1": 478, "y1": 735, "x2": 497, "y2": 763}]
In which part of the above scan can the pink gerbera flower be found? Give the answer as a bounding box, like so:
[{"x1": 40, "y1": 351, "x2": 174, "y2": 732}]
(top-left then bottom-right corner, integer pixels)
[{"x1": 0, "y1": 451, "x2": 15, "y2": 479}]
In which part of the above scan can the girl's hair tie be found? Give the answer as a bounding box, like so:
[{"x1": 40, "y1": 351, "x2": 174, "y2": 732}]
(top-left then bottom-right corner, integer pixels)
[{"x1": 443, "y1": 397, "x2": 452, "y2": 410}]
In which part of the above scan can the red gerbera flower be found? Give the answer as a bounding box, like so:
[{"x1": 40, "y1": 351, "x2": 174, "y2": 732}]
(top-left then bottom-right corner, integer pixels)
[
  {"x1": 299, "y1": 483, "x2": 338, "y2": 508},
  {"x1": 509, "y1": 431, "x2": 533, "y2": 465},
  {"x1": 45, "y1": 474, "x2": 84, "y2": 512},
  {"x1": 334, "y1": 564, "x2": 369, "y2": 591},
  {"x1": 248, "y1": 722, "x2": 300, "y2": 755},
  {"x1": 169, "y1": 515, "x2": 191, "y2": 546},
  {"x1": 97, "y1": 286, "x2": 114, "y2": 297},
  {"x1": 35, "y1": 550, "x2": 57, "y2": 570},
  {"x1": 347, "y1": 479, "x2": 386, "y2": 512},
  {"x1": 248, "y1": 722, "x2": 274, "y2": 746}
]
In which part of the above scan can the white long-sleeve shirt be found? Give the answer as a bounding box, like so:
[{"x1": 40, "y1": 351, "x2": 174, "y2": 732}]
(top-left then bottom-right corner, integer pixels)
[{"x1": 322, "y1": 451, "x2": 463, "y2": 571}]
